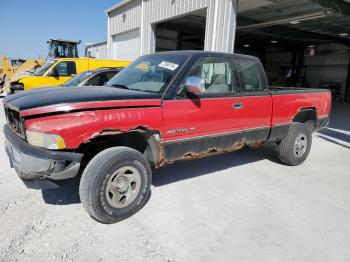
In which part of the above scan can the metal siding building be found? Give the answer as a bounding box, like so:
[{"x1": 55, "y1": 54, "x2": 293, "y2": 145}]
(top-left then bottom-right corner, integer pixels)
[
  {"x1": 106, "y1": 0, "x2": 237, "y2": 60},
  {"x1": 85, "y1": 41, "x2": 108, "y2": 59}
]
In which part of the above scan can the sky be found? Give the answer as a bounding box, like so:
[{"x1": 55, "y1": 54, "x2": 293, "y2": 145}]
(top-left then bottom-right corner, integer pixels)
[{"x1": 0, "y1": 0, "x2": 122, "y2": 60}]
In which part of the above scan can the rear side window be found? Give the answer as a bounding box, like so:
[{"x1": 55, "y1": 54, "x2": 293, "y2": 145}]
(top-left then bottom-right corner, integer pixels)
[
  {"x1": 55, "y1": 61, "x2": 77, "y2": 76},
  {"x1": 236, "y1": 59, "x2": 264, "y2": 92}
]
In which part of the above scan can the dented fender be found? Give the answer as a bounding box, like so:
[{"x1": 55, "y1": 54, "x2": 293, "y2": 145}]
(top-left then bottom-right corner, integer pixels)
[{"x1": 24, "y1": 107, "x2": 164, "y2": 150}]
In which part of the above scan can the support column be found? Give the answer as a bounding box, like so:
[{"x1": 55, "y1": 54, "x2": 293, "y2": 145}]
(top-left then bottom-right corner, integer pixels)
[
  {"x1": 140, "y1": 0, "x2": 146, "y2": 55},
  {"x1": 106, "y1": 16, "x2": 112, "y2": 59},
  {"x1": 204, "y1": 0, "x2": 237, "y2": 52},
  {"x1": 140, "y1": 0, "x2": 156, "y2": 56}
]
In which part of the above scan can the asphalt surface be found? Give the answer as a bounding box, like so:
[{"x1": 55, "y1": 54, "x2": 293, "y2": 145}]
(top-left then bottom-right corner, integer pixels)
[{"x1": 0, "y1": 99, "x2": 349, "y2": 262}]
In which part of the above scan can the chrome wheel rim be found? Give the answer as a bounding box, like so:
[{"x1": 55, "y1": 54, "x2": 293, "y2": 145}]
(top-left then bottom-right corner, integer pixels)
[
  {"x1": 106, "y1": 166, "x2": 141, "y2": 209},
  {"x1": 293, "y1": 134, "x2": 307, "y2": 158}
]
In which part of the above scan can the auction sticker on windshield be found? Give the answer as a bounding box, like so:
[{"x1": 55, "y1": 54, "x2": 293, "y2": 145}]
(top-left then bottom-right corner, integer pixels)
[{"x1": 158, "y1": 61, "x2": 179, "y2": 71}]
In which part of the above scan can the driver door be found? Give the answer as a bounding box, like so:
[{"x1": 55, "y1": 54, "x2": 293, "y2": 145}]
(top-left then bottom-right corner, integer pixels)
[
  {"x1": 162, "y1": 56, "x2": 244, "y2": 161},
  {"x1": 44, "y1": 61, "x2": 77, "y2": 86}
]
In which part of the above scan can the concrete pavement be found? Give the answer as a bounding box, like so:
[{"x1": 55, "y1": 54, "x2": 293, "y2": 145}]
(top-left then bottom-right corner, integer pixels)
[{"x1": 0, "y1": 100, "x2": 349, "y2": 262}]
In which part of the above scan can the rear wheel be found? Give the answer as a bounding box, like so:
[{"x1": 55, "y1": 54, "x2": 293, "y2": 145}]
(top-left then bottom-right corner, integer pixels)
[
  {"x1": 79, "y1": 146, "x2": 152, "y2": 224},
  {"x1": 278, "y1": 123, "x2": 312, "y2": 166}
]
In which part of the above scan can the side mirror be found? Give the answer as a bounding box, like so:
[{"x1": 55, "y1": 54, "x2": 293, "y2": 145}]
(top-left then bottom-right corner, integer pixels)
[
  {"x1": 183, "y1": 76, "x2": 205, "y2": 95},
  {"x1": 48, "y1": 67, "x2": 58, "y2": 77}
]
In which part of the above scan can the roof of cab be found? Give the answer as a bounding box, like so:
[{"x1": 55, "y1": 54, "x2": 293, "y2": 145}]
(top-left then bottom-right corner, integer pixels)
[
  {"x1": 155, "y1": 50, "x2": 259, "y2": 61},
  {"x1": 51, "y1": 58, "x2": 130, "y2": 62},
  {"x1": 85, "y1": 67, "x2": 124, "y2": 73}
]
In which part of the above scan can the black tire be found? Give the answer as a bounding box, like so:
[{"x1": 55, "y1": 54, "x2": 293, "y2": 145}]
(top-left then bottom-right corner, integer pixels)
[
  {"x1": 278, "y1": 123, "x2": 312, "y2": 166},
  {"x1": 79, "y1": 146, "x2": 152, "y2": 224}
]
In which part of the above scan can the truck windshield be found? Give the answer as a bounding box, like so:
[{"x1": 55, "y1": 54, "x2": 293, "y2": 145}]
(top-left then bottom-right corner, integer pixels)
[
  {"x1": 63, "y1": 71, "x2": 93, "y2": 86},
  {"x1": 33, "y1": 60, "x2": 55, "y2": 76},
  {"x1": 106, "y1": 54, "x2": 187, "y2": 93}
]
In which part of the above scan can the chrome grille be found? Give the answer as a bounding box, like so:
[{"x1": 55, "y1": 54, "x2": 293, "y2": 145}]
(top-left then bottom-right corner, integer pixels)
[{"x1": 4, "y1": 106, "x2": 26, "y2": 138}]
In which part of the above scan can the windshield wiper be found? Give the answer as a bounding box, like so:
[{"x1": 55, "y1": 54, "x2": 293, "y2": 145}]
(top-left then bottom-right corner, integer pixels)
[{"x1": 109, "y1": 84, "x2": 129, "y2": 90}]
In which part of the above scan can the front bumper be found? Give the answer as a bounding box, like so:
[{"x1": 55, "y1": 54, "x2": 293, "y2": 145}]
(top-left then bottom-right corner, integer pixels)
[{"x1": 4, "y1": 125, "x2": 83, "y2": 189}]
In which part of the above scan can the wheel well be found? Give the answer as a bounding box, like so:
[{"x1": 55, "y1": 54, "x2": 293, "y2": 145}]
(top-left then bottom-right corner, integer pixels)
[
  {"x1": 77, "y1": 130, "x2": 160, "y2": 172},
  {"x1": 293, "y1": 108, "x2": 317, "y2": 124}
]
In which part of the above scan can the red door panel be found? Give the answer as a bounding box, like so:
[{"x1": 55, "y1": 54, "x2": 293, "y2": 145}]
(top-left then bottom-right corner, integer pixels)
[{"x1": 162, "y1": 97, "x2": 244, "y2": 142}]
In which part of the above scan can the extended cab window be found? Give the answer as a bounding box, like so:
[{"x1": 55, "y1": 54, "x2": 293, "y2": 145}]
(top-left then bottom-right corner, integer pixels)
[
  {"x1": 181, "y1": 57, "x2": 236, "y2": 95},
  {"x1": 236, "y1": 59, "x2": 264, "y2": 92},
  {"x1": 55, "y1": 61, "x2": 77, "y2": 77}
]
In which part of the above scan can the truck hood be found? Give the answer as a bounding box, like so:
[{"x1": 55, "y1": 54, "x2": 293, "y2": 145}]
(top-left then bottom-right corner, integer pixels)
[
  {"x1": 12, "y1": 74, "x2": 35, "y2": 83},
  {"x1": 3, "y1": 86, "x2": 162, "y2": 112},
  {"x1": 10, "y1": 71, "x2": 34, "y2": 82}
]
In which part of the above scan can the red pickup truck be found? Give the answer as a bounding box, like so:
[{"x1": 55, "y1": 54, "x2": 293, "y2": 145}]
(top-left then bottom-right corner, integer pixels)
[{"x1": 3, "y1": 51, "x2": 331, "y2": 223}]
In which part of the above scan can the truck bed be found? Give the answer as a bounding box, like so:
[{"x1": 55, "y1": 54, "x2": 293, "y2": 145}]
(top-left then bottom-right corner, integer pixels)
[{"x1": 269, "y1": 86, "x2": 330, "y2": 95}]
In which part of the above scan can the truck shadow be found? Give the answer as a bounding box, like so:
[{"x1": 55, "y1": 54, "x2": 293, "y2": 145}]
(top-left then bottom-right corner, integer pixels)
[
  {"x1": 317, "y1": 128, "x2": 350, "y2": 150},
  {"x1": 41, "y1": 143, "x2": 280, "y2": 205},
  {"x1": 316, "y1": 103, "x2": 350, "y2": 149},
  {"x1": 317, "y1": 133, "x2": 350, "y2": 150},
  {"x1": 41, "y1": 176, "x2": 81, "y2": 205},
  {"x1": 318, "y1": 128, "x2": 350, "y2": 144},
  {"x1": 152, "y1": 143, "x2": 280, "y2": 187},
  {"x1": 328, "y1": 104, "x2": 350, "y2": 132}
]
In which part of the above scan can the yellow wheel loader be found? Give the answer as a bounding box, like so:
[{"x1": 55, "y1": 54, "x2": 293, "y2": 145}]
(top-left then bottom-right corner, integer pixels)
[
  {"x1": 1, "y1": 57, "x2": 44, "y2": 95},
  {"x1": 47, "y1": 39, "x2": 81, "y2": 60},
  {"x1": 1, "y1": 38, "x2": 81, "y2": 95},
  {"x1": 0, "y1": 57, "x2": 19, "y2": 95}
]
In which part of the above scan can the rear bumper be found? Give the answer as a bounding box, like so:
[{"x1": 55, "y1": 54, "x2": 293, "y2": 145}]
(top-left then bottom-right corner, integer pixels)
[
  {"x1": 4, "y1": 125, "x2": 83, "y2": 189},
  {"x1": 315, "y1": 116, "x2": 330, "y2": 131}
]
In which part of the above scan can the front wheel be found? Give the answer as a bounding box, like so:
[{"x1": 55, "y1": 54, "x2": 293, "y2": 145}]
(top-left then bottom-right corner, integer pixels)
[
  {"x1": 79, "y1": 146, "x2": 152, "y2": 224},
  {"x1": 278, "y1": 123, "x2": 312, "y2": 166}
]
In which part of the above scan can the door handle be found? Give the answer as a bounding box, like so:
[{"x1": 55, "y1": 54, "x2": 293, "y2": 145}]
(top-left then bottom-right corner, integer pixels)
[{"x1": 233, "y1": 102, "x2": 243, "y2": 110}]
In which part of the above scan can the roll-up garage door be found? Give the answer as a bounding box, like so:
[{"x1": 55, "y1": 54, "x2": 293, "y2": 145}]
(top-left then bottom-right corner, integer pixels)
[{"x1": 112, "y1": 29, "x2": 140, "y2": 61}]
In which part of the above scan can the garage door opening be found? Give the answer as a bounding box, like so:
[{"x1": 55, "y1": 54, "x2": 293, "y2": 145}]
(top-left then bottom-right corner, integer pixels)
[
  {"x1": 235, "y1": 0, "x2": 350, "y2": 102},
  {"x1": 154, "y1": 9, "x2": 207, "y2": 52}
]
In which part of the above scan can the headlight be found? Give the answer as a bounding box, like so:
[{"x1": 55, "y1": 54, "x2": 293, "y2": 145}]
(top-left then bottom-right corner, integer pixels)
[{"x1": 26, "y1": 130, "x2": 66, "y2": 149}]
